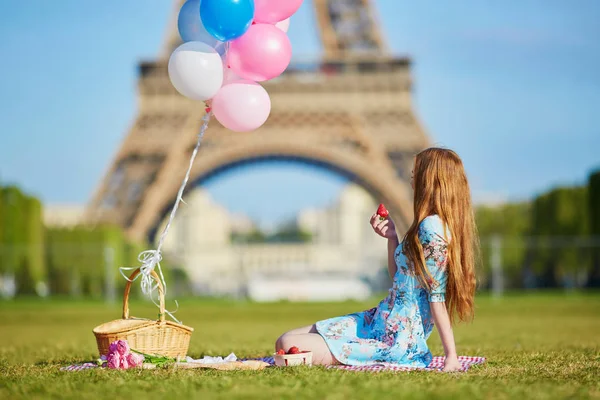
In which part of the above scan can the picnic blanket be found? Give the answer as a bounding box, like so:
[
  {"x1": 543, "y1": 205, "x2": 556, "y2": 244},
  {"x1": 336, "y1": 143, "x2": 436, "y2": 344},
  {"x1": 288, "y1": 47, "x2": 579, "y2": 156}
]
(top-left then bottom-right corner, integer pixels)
[
  {"x1": 328, "y1": 356, "x2": 485, "y2": 372},
  {"x1": 61, "y1": 355, "x2": 485, "y2": 372}
]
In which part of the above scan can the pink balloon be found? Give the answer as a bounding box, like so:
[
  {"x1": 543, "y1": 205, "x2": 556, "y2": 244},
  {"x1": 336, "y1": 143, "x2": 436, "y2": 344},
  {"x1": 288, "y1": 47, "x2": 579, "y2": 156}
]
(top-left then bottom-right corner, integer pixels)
[
  {"x1": 229, "y1": 24, "x2": 292, "y2": 82},
  {"x1": 254, "y1": 0, "x2": 303, "y2": 24},
  {"x1": 275, "y1": 18, "x2": 290, "y2": 33},
  {"x1": 212, "y1": 80, "x2": 271, "y2": 132}
]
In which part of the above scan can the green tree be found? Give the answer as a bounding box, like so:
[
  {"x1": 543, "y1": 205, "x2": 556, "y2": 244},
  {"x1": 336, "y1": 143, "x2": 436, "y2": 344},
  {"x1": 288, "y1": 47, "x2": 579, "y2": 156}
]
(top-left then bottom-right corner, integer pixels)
[
  {"x1": 0, "y1": 183, "x2": 3, "y2": 274},
  {"x1": 476, "y1": 202, "x2": 530, "y2": 288},
  {"x1": 588, "y1": 169, "x2": 600, "y2": 287},
  {"x1": 46, "y1": 228, "x2": 71, "y2": 295},
  {"x1": 17, "y1": 196, "x2": 46, "y2": 295},
  {"x1": 554, "y1": 187, "x2": 589, "y2": 288},
  {"x1": 15, "y1": 256, "x2": 36, "y2": 295},
  {"x1": 231, "y1": 229, "x2": 267, "y2": 244},
  {"x1": 531, "y1": 190, "x2": 560, "y2": 287},
  {"x1": 269, "y1": 225, "x2": 312, "y2": 243},
  {"x1": 121, "y1": 240, "x2": 149, "y2": 298},
  {"x1": 100, "y1": 225, "x2": 125, "y2": 297},
  {"x1": 530, "y1": 186, "x2": 589, "y2": 288},
  {"x1": 0, "y1": 187, "x2": 26, "y2": 276}
]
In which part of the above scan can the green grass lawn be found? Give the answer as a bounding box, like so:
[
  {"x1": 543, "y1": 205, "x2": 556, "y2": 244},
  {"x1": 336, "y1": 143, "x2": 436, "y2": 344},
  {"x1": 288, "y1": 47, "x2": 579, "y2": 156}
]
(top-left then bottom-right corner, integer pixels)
[{"x1": 1, "y1": 292, "x2": 599, "y2": 399}]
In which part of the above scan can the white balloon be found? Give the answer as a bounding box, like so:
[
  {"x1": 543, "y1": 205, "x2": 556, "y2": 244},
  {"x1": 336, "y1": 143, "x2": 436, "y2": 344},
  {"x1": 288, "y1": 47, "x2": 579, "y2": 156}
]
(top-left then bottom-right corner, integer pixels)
[
  {"x1": 275, "y1": 18, "x2": 290, "y2": 33},
  {"x1": 168, "y1": 41, "x2": 223, "y2": 101}
]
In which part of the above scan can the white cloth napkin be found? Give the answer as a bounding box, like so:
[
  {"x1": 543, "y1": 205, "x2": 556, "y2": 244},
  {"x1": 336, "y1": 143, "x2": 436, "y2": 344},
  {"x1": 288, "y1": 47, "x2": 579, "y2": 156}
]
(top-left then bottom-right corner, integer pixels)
[{"x1": 184, "y1": 353, "x2": 238, "y2": 364}]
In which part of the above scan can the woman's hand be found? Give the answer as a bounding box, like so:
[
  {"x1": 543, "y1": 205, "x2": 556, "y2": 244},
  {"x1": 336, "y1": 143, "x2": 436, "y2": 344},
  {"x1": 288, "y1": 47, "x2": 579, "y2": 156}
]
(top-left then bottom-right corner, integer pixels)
[
  {"x1": 370, "y1": 214, "x2": 397, "y2": 239},
  {"x1": 442, "y1": 355, "x2": 462, "y2": 372}
]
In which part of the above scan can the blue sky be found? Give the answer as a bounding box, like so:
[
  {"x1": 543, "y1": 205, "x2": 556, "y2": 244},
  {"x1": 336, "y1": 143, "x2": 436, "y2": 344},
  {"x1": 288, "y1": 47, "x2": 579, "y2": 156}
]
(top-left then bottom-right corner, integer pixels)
[{"x1": 0, "y1": 0, "x2": 599, "y2": 225}]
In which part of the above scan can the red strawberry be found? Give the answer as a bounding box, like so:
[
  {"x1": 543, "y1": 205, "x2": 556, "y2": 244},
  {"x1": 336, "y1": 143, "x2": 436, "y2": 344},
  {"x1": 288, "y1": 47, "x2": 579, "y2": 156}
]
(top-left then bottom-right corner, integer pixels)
[
  {"x1": 276, "y1": 349, "x2": 285, "y2": 355},
  {"x1": 287, "y1": 346, "x2": 300, "y2": 354},
  {"x1": 377, "y1": 204, "x2": 389, "y2": 220}
]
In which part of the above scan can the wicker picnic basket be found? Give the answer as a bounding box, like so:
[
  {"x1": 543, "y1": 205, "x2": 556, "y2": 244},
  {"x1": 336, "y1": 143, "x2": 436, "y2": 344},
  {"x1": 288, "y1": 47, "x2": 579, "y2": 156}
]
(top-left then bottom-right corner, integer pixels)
[{"x1": 92, "y1": 268, "x2": 193, "y2": 358}]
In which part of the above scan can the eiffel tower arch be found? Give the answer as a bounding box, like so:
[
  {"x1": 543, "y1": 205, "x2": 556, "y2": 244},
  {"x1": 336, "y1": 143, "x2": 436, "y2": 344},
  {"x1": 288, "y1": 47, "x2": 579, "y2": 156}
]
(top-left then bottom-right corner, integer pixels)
[{"x1": 85, "y1": 0, "x2": 431, "y2": 243}]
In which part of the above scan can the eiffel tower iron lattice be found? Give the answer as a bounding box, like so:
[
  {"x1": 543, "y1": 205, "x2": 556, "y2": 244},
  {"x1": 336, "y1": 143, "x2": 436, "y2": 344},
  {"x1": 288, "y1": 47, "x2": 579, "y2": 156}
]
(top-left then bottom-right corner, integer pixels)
[{"x1": 85, "y1": 0, "x2": 431, "y2": 243}]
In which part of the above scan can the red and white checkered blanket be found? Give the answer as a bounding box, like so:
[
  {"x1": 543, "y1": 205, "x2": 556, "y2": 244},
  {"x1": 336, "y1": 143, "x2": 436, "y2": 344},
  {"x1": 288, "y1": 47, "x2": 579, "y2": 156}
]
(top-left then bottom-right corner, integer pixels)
[
  {"x1": 61, "y1": 362, "x2": 98, "y2": 372},
  {"x1": 61, "y1": 356, "x2": 485, "y2": 372},
  {"x1": 328, "y1": 356, "x2": 486, "y2": 372}
]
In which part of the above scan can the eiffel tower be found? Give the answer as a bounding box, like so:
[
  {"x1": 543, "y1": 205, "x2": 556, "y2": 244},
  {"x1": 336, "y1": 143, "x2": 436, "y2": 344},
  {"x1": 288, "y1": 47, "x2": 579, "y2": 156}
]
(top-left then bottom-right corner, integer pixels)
[{"x1": 86, "y1": 0, "x2": 430, "y2": 243}]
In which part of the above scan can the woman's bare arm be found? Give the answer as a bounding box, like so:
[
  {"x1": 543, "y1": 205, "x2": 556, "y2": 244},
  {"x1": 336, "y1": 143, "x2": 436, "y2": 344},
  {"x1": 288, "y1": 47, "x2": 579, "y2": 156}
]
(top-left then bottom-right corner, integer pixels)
[
  {"x1": 370, "y1": 213, "x2": 399, "y2": 281},
  {"x1": 430, "y1": 302, "x2": 461, "y2": 372},
  {"x1": 387, "y1": 236, "x2": 399, "y2": 280}
]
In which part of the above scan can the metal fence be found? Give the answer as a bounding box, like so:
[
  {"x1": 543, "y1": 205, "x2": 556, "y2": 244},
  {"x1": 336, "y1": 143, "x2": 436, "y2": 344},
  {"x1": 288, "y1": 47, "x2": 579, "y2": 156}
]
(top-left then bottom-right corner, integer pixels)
[{"x1": 482, "y1": 235, "x2": 600, "y2": 295}]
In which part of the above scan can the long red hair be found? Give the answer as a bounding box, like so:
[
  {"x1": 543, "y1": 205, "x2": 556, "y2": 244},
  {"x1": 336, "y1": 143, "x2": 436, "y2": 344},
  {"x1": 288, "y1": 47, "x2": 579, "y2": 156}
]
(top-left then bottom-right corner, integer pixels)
[{"x1": 402, "y1": 148, "x2": 478, "y2": 323}]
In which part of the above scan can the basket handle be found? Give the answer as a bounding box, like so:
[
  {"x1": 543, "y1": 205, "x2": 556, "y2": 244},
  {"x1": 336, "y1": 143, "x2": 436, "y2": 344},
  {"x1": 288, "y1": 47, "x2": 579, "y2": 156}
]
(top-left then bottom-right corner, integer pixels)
[{"x1": 122, "y1": 268, "x2": 165, "y2": 323}]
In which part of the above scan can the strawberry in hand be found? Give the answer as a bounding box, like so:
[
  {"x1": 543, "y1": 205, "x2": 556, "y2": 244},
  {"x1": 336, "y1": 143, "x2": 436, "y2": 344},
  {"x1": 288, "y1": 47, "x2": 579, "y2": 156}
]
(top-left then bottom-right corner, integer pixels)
[
  {"x1": 371, "y1": 204, "x2": 397, "y2": 239},
  {"x1": 377, "y1": 204, "x2": 389, "y2": 221}
]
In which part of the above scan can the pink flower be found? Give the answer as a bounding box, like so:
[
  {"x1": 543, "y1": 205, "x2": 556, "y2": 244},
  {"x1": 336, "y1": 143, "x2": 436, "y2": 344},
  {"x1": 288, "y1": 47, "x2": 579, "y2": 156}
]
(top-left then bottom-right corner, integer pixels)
[
  {"x1": 120, "y1": 356, "x2": 129, "y2": 370},
  {"x1": 108, "y1": 342, "x2": 118, "y2": 354},
  {"x1": 115, "y1": 340, "x2": 130, "y2": 356},
  {"x1": 127, "y1": 352, "x2": 144, "y2": 368},
  {"x1": 107, "y1": 352, "x2": 121, "y2": 369}
]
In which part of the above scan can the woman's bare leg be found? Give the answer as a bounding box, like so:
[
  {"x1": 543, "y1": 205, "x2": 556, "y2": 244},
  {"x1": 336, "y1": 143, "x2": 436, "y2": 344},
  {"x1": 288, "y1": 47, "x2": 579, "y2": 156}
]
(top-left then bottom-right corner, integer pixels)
[
  {"x1": 275, "y1": 324, "x2": 339, "y2": 366},
  {"x1": 280, "y1": 324, "x2": 315, "y2": 336},
  {"x1": 274, "y1": 324, "x2": 313, "y2": 350}
]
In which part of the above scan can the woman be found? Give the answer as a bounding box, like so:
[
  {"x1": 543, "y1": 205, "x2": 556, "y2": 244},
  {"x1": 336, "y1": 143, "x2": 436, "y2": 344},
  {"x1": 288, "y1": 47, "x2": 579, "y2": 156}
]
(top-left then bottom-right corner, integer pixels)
[{"x1": 275, "y1": 148, "x2": 478, "y2": 372}]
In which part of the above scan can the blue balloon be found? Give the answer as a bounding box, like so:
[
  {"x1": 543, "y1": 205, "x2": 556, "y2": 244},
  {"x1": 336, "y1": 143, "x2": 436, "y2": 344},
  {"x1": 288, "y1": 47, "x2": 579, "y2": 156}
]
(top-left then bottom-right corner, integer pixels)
[
  {"x1": 178, "y1": 0, "x2": 220, "y2": 47},
  {"x1": 200, "y1": 0, "x2": 255, "y2": 42}
]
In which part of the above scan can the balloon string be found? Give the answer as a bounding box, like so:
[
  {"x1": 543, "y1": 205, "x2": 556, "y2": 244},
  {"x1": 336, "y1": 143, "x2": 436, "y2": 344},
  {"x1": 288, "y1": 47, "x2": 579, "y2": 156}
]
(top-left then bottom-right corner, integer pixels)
[{"x1": 120, "y1": 110, "x2": 212, "y2": 324}]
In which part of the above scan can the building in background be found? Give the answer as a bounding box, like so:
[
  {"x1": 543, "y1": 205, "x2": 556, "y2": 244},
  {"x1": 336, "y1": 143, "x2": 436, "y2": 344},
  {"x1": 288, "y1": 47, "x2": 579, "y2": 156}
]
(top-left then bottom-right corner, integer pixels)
[
  {"x1": 159, "y1": 183, "x2": 387, "y2": 301},
  {"x1": 298, "y1": 184, "x2": 382, "y2": 250},
  {"x1": 43, "y1": 204, "x2": 85, "y2": 227},
  {"x1": 43, "y1": 184, "x2": 389, "y2": 301},
  {"x1": 160, "y1": 189, "x2": 232, "y2": 255}
]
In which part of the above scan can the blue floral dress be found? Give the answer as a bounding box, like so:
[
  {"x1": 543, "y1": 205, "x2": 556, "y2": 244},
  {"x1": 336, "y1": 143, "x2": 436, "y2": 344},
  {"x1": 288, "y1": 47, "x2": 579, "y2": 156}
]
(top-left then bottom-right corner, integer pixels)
[{"x1": 315, "y1": 215, "x2": 449, "y2": 367}]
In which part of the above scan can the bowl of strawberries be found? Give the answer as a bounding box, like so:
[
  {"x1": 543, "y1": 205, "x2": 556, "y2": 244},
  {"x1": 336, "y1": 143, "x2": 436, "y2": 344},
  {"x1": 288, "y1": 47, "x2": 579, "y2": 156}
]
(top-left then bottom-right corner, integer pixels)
[{"x1": 273, "y1": 346, "x2": 312, "y2": 367}]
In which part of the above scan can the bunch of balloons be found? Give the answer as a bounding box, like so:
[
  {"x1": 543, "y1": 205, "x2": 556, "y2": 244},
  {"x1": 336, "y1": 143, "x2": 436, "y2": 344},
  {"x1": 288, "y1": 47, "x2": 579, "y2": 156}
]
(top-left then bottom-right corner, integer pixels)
[{"x1": 169, "y1": 0, "x2": 303, "y2": 132}]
